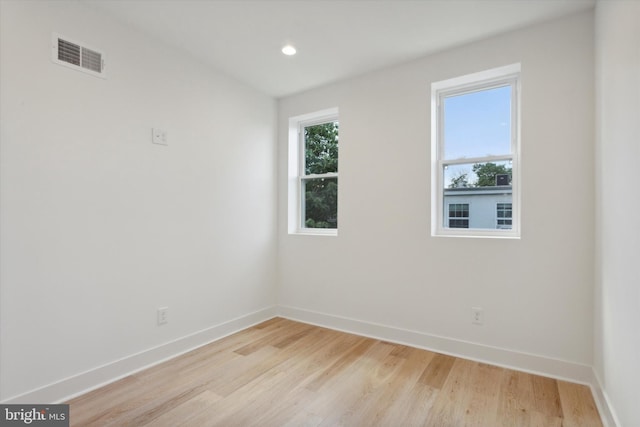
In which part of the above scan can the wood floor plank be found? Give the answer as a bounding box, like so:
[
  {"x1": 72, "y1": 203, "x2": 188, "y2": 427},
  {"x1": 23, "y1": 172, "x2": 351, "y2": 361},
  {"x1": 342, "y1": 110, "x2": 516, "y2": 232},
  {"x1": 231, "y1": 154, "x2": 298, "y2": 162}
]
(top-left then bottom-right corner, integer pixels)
[
  {"x1": 174, "y1": 324, "x2": 344, "y2": 426},
  {"x1": 206, "y1": 345, "x2": 284, "y2": 397},
  {"x1": 308, "y1": 341, "x2": 398, "y2": 426},
  {"x1": 418, "y1": 352, "x2": 456, "y2": 389},
  {"x1": 320, "y1": 354, "x2": 406, "y2": 426},
  {"x1": 87, "y1": 346, "x2": 268, "y2": 426},
  {"x1": 531, "y1": 374, "x2": 563, "y2": 418},
  {"x1": 496, "y1": 370, "x2": 564, "y2": 427},
  {"x1": 423, "y1": 358, "x2": 504, "y2": 427},
  {"x1": 373, "y1": 347, "x2": 438, "y2": 426},
  {"x1": 461, "y1": 362, "x2": 505, "y2": 426},
  {"x1": 67, "y1": 318, "x2": 604, "y2": 427},
  {"x1": 252, "y1": 317, "x2": 282, "y2": 329},
  {"x1": 233, "y1": 319, "x2": 307, "y2": 355},
  {"x1": 68, "y1": 376, "x2": 145, "y2": 426},
  {"x1": 557, "y1": 380, "x2": 603, "y2": 427},
  {"x1": 183, "y1": 368, "x2": 290, "y2": 426},
  {"x1": 207, "y1": 329, "x2": 352, "y2": 426},
  {"x1": 102, "y1": 347, "x2": 243, "y2": 426},
  {"x1": 140, "y1": 390, "x2": 223, "y2": 427},
  {"x1": 280, "y1": 409, "x2": 324, "y2": 427},
  {"x1": 303, "y1": 335, "x2": 374, "y2": 392},
  {"x1": 332, "y1": 345, "x2": 438, "y2": 426}
]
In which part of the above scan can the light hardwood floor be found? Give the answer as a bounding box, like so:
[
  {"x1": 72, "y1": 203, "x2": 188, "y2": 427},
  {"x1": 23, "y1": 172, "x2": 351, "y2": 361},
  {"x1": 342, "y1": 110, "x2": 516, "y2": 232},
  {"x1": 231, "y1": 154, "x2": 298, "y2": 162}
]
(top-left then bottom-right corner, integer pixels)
[{"x1": 68, "y1": 318, "x2": 603, "y2": 426}]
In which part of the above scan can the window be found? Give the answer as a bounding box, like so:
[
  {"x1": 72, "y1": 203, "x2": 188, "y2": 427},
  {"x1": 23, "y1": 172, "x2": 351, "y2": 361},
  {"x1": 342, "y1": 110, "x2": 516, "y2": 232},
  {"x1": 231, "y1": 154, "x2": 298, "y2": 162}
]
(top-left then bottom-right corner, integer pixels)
[
  {"x1": 496, "y1": 203, "x2": 512, "y2": 229},
  {"x1": 302, "y1": 121, "x2": 339, "y2": 229},
  {"x1": 431, "y1": 64, "x2": 520, "y2": 238},
  {"x1": 448, "y1": 203, "x2": 469, "y2": 228},
  {"x1": 288, "y1": 108, "x2": 339, "y2": 235}
]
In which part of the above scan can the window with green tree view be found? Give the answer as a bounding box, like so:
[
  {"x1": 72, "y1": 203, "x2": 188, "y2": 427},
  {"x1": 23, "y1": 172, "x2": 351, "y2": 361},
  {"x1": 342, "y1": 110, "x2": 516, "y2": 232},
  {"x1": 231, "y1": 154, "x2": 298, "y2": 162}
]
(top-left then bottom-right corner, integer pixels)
[{"x1": 301, "y1": 120, "x2": 338, "y2": 229}]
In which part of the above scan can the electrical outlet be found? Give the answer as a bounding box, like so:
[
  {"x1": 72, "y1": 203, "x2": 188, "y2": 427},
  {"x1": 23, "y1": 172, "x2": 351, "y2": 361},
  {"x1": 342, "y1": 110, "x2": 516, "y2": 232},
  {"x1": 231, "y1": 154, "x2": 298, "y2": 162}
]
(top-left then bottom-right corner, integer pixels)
[
  {"x1": 152, "y1": 128, "x2": 168, "y2": 145},
  {"x1": 472, "y1": 307, "x2": 484, "y2": 325},
  {"x1": 157, "y1": 307, "x2": 168, "y2": 325}
]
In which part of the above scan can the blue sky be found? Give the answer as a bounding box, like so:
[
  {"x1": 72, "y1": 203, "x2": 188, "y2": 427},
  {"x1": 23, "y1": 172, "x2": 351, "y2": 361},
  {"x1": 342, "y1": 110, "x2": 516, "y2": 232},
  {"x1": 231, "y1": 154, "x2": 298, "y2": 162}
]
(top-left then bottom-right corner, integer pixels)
[
  {"x1": 444, "y1": 85, "x2": 511, "y2": 160},
  {"x1": 443, "y1": 85, "x2": 512, "y2": 187}
]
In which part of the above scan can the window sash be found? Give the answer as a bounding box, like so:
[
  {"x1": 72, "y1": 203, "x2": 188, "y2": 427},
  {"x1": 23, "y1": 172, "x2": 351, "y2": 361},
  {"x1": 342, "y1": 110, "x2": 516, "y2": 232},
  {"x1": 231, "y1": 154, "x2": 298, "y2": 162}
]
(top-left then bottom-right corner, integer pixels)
[
  {"x1": 297, "y1": 117, "x2": 339, "y2": 233},
  {"x1": 300, "y1": 120, "x2": 338, "y2": 176},
  {"x1": 300, "y1": 176, "x2": 338, "y2": 230},
  {"x1": 432, "y1": 65, "x2": 520, "y2": 238}
]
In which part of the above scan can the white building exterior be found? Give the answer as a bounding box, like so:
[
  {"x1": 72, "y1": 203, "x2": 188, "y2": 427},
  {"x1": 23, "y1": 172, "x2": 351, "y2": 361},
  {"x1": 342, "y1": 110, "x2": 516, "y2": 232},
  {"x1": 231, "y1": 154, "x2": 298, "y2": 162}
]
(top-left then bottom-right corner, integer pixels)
[{"x1": 443, "y1": 186, "x2": 512, "y2": 229}]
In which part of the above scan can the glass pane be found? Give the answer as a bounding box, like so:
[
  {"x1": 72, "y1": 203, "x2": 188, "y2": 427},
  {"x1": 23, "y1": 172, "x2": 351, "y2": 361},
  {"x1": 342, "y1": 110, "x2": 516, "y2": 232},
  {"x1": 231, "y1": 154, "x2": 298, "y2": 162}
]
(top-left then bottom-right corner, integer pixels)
[
  {"x1": 304, "y1": 121, "x2": 338, "y2": 175},
  {"x1": 443, "y1": 161, "x2": 512, "y2": 230},
  {"x1": 496, "y1": 202, "x2": 513, "y2": 229},
  {"x1": 449, "y1": 219, "x2": 469, "y2": 229},
  {"x1": 302, "y1": 177, "x2": 337, "y2": 229},
  {"x1": 443, "y1": 85, "x2": 511, "y2": 160},
  {"x1": 444, "y1": 160, "x2": 512, "y2": 189},
  {"x1": 448, "y1": 204, "x2": 469, "y2": 218},
  {"x1": 447, "y1": 203, "x2": 469, "y2": 228}
]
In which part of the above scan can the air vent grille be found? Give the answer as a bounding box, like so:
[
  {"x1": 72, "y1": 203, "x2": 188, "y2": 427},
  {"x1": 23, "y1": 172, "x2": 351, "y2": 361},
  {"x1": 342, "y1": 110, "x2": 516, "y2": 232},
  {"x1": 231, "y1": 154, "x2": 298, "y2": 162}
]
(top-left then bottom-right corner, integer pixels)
[
  {"x1": 81, "y1": 47, "x2": 102, "y2": 73},
  {"x1": 52, "y1": 34, "x2": 106, "y2": 78},
  {"x1": 58, "y1": 39, "x2": 81, "y2": 66}
]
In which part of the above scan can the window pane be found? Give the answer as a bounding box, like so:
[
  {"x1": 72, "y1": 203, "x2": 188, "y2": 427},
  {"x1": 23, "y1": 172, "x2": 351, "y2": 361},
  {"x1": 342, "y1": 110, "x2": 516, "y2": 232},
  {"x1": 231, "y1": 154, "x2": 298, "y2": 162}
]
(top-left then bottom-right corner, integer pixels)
[
  {"x1": 496, "y1": 202, "x2": 513, "y2": 229},
  {"x1": 444, "y1": 160, "x2": 512, "y2": 189},
  {"x1": 443, "y1": 162, "x2": 512, "y2": 230},
  {"x1": 443, "y1": 85, "x2": 511, "y2": 160},
  {"x1": 304, "y1": 121, "x2": 338, "y2": 175},
  {"x1": 302, "y1": 177, "x2": 337, "y2": 229},
  {"x1": 449, "y1": 219, "x2": 469, "y2": 228},
  {"x1": 447, "y1": 203, "x2": 469, "y2": 228}
]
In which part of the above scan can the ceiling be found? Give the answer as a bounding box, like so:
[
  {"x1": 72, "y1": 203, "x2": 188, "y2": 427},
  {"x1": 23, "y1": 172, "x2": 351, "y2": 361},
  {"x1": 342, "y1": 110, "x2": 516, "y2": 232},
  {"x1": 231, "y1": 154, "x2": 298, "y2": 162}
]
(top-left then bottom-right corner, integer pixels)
[{"x1": 85, "y1": 0, "x2": 595, "y2": 98}]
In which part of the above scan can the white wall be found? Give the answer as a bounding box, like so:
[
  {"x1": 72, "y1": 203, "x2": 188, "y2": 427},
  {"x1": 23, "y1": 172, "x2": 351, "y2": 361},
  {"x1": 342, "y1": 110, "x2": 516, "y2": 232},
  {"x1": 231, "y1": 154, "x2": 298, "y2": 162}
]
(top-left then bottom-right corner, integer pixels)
[
  {"x1": 0, "y1": 1, "x2": 277, "y2": 402},
  {"x1": 595, "y1": 2, "x2": 640, "y2": 426},
  {"x1": 278, "y1": 11, "x2": 595, "y2": 374}
]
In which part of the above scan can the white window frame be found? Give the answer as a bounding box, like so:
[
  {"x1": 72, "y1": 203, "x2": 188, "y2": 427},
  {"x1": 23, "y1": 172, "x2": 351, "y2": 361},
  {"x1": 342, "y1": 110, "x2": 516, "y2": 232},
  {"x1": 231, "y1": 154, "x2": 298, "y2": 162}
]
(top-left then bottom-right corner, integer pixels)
[
  {"x1": 431, "y1": 64, "x2": 521, "y2": 238},
  {"x1": 287, "y1": 108, "x2": 339, "y2": 236}
]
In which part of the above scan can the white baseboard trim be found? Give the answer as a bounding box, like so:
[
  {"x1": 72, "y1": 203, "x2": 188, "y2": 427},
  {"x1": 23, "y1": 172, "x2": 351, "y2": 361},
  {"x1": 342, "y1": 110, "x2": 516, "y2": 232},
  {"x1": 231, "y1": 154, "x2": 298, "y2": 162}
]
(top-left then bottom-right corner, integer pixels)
[
  {"x1": 278, "y1": 305, "x2": 593, "y2": 383},
  {"x1": 279, "y1": 305, "x2": 620, "y2": 426},
  {"x1": 2, "y1": 303, "x2": 619, "y2": 427},
  {"x1": 2, "y1": 306, "x2": 278, "y2": 405},
  {"x1": 590, "y1": 370, "x2": 620, "y2": 427}
]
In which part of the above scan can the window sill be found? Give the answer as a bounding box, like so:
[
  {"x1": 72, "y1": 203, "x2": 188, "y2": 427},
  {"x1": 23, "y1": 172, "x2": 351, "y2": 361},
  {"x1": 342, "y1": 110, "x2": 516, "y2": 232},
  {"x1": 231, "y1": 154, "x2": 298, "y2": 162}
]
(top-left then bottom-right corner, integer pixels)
[
  {"x1": 291, "y1": 229, "x2": 338, "y2": 237},
  {"x1": 432, "y1": 229, "x2": 520, "y2": 239}
]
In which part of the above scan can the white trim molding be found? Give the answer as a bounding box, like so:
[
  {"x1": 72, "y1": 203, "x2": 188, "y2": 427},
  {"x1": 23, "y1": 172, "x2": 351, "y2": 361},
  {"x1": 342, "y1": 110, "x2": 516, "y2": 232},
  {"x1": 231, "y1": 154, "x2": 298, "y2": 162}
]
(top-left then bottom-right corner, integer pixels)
[
  {"x1": 287, "y1": 107, "x2": 339, "y2": 235},
  {"x1": 1, "y1": 306, "x2": 278, "y2": 405},
  {"x1": 278, "y1": 305, "x2": 617, "y2": 426},
  {"x1": 591, "y1": 370, "x2": 622, "y2": 427},
  {"x1": 2, "y1": 303, "x2": 618, "y2": 427},
  {"x1": 431, "y1": 63, "x2": 521, "y2": 239}
]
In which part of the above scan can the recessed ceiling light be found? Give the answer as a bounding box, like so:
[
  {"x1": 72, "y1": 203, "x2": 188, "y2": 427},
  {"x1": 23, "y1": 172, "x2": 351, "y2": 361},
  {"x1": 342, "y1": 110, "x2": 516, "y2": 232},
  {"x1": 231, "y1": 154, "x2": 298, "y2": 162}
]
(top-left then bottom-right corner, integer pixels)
[{"x1": 281, "y1": 45, "x2": 296, "y2": 56}]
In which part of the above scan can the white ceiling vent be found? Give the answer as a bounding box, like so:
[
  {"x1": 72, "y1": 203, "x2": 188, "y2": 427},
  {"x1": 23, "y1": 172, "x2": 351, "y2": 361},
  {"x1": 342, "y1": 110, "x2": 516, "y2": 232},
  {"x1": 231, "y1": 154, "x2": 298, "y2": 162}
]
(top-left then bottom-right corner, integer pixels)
[{"x1": 52, "y1": 33, "x2": 106, "y2": 78}]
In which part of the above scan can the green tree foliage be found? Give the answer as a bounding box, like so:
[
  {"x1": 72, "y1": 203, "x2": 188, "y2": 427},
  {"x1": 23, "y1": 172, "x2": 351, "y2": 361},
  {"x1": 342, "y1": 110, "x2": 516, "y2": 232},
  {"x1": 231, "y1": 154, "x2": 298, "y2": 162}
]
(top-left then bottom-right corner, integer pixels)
[
  {"x1": 305, "y1": 122, "x2": 338, "y2": 174},
  {"x1": 304, "y1": 122, "x2": 338, "y2": 228},
  {"x1": 472, "y1": 162, "x2": 511, "y2": 187},
  {"x1": 448, "y1": 162, "x2": 511, "y2": 188},
  {"x1": 450, "y1": 172, "x2": 470, "y2": 188}
]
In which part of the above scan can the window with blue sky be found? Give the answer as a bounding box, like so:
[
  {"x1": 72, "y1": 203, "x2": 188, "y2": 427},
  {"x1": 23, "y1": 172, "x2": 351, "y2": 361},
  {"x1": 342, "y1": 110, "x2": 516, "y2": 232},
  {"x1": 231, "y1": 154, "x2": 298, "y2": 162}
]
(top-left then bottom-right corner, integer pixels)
[{"x1": 432, "y1": 64, "x2": 520, "y2": 237}]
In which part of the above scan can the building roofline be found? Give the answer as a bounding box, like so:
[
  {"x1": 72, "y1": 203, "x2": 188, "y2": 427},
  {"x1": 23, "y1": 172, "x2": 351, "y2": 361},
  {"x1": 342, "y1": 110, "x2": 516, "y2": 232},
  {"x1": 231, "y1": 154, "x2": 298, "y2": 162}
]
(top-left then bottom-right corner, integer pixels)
[{"x1": 444, "y1": 185, "x2": 512, "y2": 195}]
